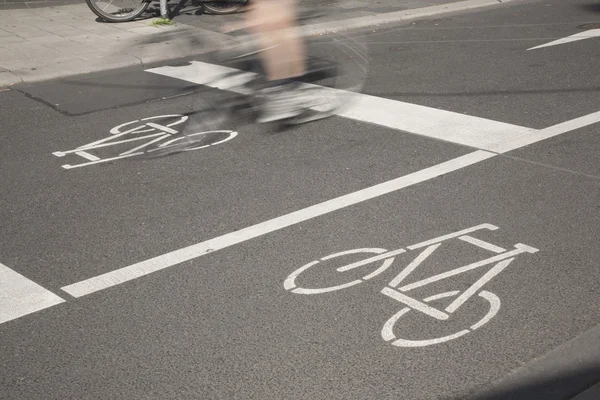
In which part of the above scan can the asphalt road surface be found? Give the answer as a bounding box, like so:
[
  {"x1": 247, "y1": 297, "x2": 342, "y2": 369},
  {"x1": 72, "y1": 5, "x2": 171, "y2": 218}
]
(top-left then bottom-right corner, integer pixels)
[{"x1": 1, "y1": 0, "x2": 599, "y2": 399}]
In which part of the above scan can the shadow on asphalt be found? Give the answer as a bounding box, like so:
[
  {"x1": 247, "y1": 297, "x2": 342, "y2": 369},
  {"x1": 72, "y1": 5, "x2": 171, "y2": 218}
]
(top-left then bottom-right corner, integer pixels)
[
  {"x1": 455, "y1": 363, "x2": 600, "y2": 400},
  {"x1": 579, "y1": 2, "x2": 600, "y2": 13}
]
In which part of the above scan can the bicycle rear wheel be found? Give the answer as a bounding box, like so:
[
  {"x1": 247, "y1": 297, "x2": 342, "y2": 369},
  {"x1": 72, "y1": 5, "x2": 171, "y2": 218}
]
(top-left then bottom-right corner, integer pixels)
[
  {"x1": 202, "y1": 0, "x2": 247, "y2": 15},
  {"x1": 86, "y1": 0, "x2": 149, "y2": 22},
  {"x1": 140, "y1": 105, "x2": 235, "y2": 159}
]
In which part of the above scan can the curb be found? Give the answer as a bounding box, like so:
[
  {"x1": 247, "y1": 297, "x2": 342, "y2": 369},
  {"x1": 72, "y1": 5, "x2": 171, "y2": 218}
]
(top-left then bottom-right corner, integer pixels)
[
  {"x1": 465, "y1": 323, "x2": 600, "y2": 400},
  {"x1": 571, "y1": 383, "x2": 600, "y2": 400},
  {"x1": 571, "y1": 382, "x2": 600, "y2": 400},
  {"x1": 300, "y1": 0, "x2": 524, "y2": 36},
  {"x1": 3, "y1": 0, "x2": 525, "y2": 87}
]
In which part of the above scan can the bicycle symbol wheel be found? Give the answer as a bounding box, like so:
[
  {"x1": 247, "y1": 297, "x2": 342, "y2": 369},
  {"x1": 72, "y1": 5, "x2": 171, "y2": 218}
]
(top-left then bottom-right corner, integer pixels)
[
  {"x1": 381, "y1": 290, "x2": 500, "y2": 347},
  {"x1": 284, "y1": 248, "x2": 403, "y2": 294}
]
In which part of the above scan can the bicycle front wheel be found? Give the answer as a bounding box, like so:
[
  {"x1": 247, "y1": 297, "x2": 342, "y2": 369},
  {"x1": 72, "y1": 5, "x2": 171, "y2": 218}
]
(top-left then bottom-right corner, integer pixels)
[
  {"x1": 86, "y1": 0, "x2": 149, "y2": 22},
  {"x1": 202, "y1": 0, "x2": 247, "y2": 15}
]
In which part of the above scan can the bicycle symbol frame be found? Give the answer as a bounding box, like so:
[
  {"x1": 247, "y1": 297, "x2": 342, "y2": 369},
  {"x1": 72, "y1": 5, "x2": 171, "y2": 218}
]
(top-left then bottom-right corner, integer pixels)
[
  {"x1": 284, "y1": 223, "x2": 539, "y2": 347},
  {"x1": 53, "y1": 114, "x2": 237, "y2": 169}
]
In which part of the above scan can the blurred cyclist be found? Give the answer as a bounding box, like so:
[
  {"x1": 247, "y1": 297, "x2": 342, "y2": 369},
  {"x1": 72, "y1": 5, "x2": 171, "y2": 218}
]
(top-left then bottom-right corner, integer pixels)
[{"x1": 226, "y1": 0, "x2": 309, "y2": 122}]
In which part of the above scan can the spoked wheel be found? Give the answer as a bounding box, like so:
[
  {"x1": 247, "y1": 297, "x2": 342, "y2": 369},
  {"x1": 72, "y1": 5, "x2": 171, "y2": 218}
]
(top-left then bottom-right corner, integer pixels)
[
  {"x1": 287, "y1": 32, "x2": 370, "y2": 125},
  {"x1": 201, "y1": 0, "x2": 248, "y2": 15},
  {"x1": 85, "y1": 0, "x2": 150, "y2": 22}
]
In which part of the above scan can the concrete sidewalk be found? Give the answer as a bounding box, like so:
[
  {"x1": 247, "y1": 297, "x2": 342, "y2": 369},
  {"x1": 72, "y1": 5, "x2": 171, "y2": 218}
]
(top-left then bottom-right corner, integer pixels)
[{"x1": 0, "y1": 0, "x2": 524, "y2": 87}]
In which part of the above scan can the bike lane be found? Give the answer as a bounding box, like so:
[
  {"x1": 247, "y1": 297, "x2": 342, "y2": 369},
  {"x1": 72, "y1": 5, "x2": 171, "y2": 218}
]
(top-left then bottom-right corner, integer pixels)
[
  {"x1": 1, "y1": 1, "x2": 599, "y2": 397},
  {"x1": 1, "y1": 112, "x2": 598, "y2": 399},
  {"x1": 0, "y1": 80, "x2": 473, "y2": 320}
]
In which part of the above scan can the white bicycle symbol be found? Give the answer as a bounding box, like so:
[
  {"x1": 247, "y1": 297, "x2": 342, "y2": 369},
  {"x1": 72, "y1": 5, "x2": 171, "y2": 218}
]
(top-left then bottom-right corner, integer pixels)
[
  {"x1": 53, "y1": 114, "x2": 237, "y2": 169},
  {"x1": 284, "y1": 224, "x2": 539, "y2": 347}
]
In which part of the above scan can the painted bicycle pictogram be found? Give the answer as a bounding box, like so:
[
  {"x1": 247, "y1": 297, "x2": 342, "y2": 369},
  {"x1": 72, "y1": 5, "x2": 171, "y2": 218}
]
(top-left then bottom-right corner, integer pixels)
[
  {"x1": 284, "y1": 223, "x2": 539, "y2": 347},
  {"x1": 53, "y1": 114, "x2": 237, "y2": 169}
]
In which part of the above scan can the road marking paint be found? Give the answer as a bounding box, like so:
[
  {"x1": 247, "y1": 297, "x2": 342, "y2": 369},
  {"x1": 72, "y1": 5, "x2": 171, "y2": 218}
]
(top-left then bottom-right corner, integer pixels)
[
  {"x1": 61, "y1": 150, "x2": 495, "y2": 298},
  {"x1": 381, "y1": 287, "x2": 449, "y2": 320},
  {"x1": 470, "y1": 291, "x2": 501, "y2": 330},
  {"x1": 146, "y1": 61, "x2": 535, "y2": 151},
  {"x1": 388, "y1": 244, "x2": 440, "y2": 288},
  {"x1": 0, "y1": 262, "x2": 65, "y2": 325},
  {"x1": 336, "y1": 248, "x2": 406, "y2": 272},
  {"x1": 487, "y1": 111, "x2": 600, "y2": 153},
  {"x1": 399, "y1": 244, "x2": 538, "y2": 292},
  {"x1": 445, "y1": 258, "x2": 513, "y2": 313},
  {"x1": 75, "y1": 151, "x2": 100, "y2": 161},
  {"x1": 56, "y1": 64, "x2": 594, "y2": 300},
  {"x1": 407, "y1": 223, "x2": 498, "y2": 250},
  {"x1": 528, "y1": 29, "x2": 600, "y2": 50},
  {"x1": 459, "y1": 235, "x2": 506, "y2": 253}
]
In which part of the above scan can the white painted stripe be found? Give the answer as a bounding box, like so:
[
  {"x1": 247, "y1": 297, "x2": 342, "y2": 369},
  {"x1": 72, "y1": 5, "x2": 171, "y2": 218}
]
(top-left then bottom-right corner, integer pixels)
[
  {"x1": 459, "y1": 235, "x2": 505, "y2": 253},
  {"x1": 470, "y1": 291, "x2": 500, "y2": 330},
  {"x1": 528, "y1": 29, "x2": 600, "y2": 50},
  {"x1": 399, "y1": 244, "x2": 537, "y2": 292},
  {"x1": 380, "y1": 287, "x2": 449, "y2": 320},
  {"x1": 487, "y1": 110, "x2": 600, "y2": 153},
  {"x1": 392, "y1": 329, "x2": 470, "y2": 347},
  {"x1": 0, "y1": 262, "x2": 65, "y2": 325},
  {"x1": 407, "y1": 223, "x2": 498, "y2": 250},
  {"x1": 74, "y1": 151, "x2": 100, "y2": 161},
  {"x1": 146, "y1": 61, "x2": 535, "y2": 151},
  {"x1": 61, "y1": 150, "x2": 495, "y2": 298},
  {"x1": 336, "y1": 248, "x2": 406, "y2": 272},
  {"x1": 445, "y1": 258, "x2": 513, "y2": 313},
  {"x1": 388, "y1": 243, "x2": 440, "y2": 288}
]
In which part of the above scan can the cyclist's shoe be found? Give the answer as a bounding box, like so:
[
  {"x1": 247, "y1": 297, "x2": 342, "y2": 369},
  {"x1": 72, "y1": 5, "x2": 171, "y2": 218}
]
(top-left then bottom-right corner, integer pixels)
[{"x1": 256, "y1": 81, "x2": 311, "y2": 123}]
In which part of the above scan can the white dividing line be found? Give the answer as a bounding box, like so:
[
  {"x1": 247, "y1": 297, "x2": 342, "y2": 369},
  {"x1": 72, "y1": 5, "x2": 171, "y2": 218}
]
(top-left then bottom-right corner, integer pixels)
[
  {"x1": 57, "y1": 62, "x2": 599, "y2": 299},
  {"x1": 487, "y1": 110, "x2": 600, "y2": 153},
  {"x1": 61, "y1": 150, "x2": 495, "y2": 298},
  {"x1": 146, "y1": 61, "x2": 535, "y2": 151},
  {"x1": 528, "y1": 29, "x2": 600, "y2": 50},
  {"x1": 0, "y1": 262, "x2": 65, "y2": 325}
]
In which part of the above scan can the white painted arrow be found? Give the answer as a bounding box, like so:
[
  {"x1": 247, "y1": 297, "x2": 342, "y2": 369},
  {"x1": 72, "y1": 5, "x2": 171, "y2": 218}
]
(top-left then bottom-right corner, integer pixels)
[{"x1": 528, "y1": 29, "x2": 600, "y2": 50}]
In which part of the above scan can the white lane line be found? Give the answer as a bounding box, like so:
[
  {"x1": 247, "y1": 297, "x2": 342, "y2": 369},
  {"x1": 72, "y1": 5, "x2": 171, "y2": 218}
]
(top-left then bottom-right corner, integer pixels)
[
  {"x1": 528, "y1": 29, "x2": 600, "y2": 50},
  {"x1": 0, "y1": 262, "x2": 65, "y2": 325},
  {"x1": 59, "y1": 64, "x2": 599, "y2": 299},
  {"x1": 146, "y1": 61, "x2": 535, "y2": 151},
  {"x1": 487, "y1": 110, "x2": 600, "y2": 153},
  {"x1": 61, "y1": 150, "x2": 495, "y2": 298}
]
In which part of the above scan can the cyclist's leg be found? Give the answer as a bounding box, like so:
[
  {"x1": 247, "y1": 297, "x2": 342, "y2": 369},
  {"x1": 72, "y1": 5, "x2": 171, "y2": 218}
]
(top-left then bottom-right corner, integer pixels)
[
  {"x1": 245, "y1": 0, "x2": 305, "y2": 80},
  {"x1": 244, "y1": 0, "x2": 310, "y2": 122}
]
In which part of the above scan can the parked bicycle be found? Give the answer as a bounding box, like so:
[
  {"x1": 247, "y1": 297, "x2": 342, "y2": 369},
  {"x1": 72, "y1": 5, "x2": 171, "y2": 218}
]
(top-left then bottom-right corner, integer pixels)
[{"x1": 87, "y1": 0, "x2": 248, "y2": 23}]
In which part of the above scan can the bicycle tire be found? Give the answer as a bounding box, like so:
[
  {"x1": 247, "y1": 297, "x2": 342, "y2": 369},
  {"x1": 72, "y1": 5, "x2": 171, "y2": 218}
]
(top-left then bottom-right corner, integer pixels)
[
  {"x1": 85, "y1": 0, "x2": 149, "y2": 22},
  {"x1": 202, "y1": 1, "x2": 247, "y2": 15}
]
